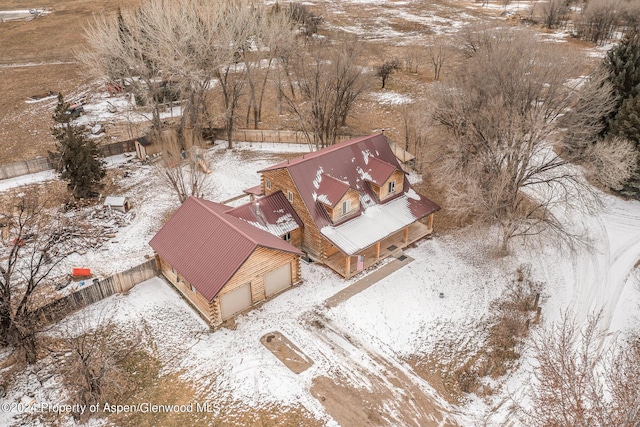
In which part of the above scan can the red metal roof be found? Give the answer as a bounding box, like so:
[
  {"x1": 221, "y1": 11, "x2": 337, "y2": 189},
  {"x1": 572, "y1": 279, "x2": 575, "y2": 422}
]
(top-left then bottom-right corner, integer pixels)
[
  {"x1": 258, "y1": 134, "x2": 440, "y2": 252},
  {"x1": 243, "y1": 184, "x2": 263, "y2": 196},
  {"x1": 365, "y1": 157, "x2": 398, "y2": 186},
  {"x1": 225, "y1": 191, "x2": 303, "y2": 236},
  {"x1": 149, "y1": 197, "x2": 302, "y2": 301},
  {"x1": 315, "y1": 174, "x2": 351, "y2": 207}
]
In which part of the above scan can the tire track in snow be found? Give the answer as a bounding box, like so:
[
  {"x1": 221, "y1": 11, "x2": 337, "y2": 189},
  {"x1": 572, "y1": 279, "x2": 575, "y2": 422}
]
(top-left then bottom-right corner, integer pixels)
[
  {"x1": 568, "y1": 200, "x2": 640, "y2": 331},
  {"x1": 303, "y1": 311, "x2": 457, "y2": 426},
  {"x1": 599, "y1": 202, "x2": 640, "y2": 331}
]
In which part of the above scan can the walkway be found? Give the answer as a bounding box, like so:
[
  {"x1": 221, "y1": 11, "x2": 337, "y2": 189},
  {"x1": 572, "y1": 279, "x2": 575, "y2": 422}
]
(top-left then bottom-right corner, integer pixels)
[{"x1": 324, "y1": 253, "x2": 414, "y2": 308}]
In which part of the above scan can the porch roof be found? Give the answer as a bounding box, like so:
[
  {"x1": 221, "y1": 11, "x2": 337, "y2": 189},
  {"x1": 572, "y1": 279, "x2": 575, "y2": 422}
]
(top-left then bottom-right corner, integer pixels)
[{"x1": 320, "y1": 191, "x2": 437, "y2": 255}]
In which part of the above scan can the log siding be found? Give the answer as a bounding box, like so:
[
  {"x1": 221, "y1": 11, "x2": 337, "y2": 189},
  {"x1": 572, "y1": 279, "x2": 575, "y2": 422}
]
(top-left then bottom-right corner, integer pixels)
[
  {"x1": 262, "y1": 169, "x2": 324, "y2": 259},
  {"x1": 159, "y1": 249, "x2": 300, "y2": 327}
]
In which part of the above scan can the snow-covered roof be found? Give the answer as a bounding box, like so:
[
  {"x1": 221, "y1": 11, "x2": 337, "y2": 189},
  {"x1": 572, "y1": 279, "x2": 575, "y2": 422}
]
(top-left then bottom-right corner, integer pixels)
[
  {"x1": 315, "y1": 174, "x2": 351, "y2": 207},
  {"x1": 103, "y1": 196, "x2": 127, "y2": 206},
  {"x1": 259, "y1": 134, "x2": 439, "y2": 254},
  {"x1": 321, "y1": 193, "x2": 433, "y2": 255},
  {"x1": 150, "y1": 197, "x2": 303, "y2": 301},
  {"x1": 225, "y1": 191, "x2": 303, "y2": 237}
]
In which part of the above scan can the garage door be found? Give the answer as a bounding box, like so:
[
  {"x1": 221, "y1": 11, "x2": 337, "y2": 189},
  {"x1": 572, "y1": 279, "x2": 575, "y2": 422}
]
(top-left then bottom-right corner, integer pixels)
[
  {"x1": 264, "y1": 263, "x2": 292, "y2": 297},
  {"x1": 220, "y1": 283, "x2": 252, "y2": 320}
]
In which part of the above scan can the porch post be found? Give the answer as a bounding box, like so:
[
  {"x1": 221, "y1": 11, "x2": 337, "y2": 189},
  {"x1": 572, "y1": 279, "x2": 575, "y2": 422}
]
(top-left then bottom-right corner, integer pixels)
[
  {"x1": 403, "y1": 226, "x2": 409, "y2": 244},
  {"x1": 375, "y1": 241, "x2": 380, "y2": 259},
  {"x1": 345, "y1": 255, "x2": 351, "y2": 277},
  {"x1": 427, "y1": 213, "x2": 434, "y2": 232}
]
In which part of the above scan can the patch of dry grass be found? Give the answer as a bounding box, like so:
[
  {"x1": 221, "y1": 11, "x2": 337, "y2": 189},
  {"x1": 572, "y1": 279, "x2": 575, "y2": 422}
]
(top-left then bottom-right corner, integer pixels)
[{"x1": 411, "y1": 266, "x2": 545, "y2": 402}]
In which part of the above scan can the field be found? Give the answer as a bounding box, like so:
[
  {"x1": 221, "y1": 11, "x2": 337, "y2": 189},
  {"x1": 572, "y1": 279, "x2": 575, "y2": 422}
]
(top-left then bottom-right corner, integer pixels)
[
  {"x1": 0, "y1": 0, "x2": 602, "y2": 163},
  {"x1": 1, "y1": 1, "x2": 639, "y2": 426}
]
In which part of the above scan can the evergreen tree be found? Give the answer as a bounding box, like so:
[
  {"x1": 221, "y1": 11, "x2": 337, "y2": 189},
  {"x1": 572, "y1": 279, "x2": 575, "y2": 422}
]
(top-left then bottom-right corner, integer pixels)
[
  {"x1": 50, "y1": 94, "x2": 106, "y2": 199},
  {"x1": 603, "y1": 34, "x2": 640, "y2": 198},
  {"x1": 611, "y1": 94, "x2": 640, "y2": 143},
  {"x1": 604, "y1": 33, "x2": 640, "y2": 108}
]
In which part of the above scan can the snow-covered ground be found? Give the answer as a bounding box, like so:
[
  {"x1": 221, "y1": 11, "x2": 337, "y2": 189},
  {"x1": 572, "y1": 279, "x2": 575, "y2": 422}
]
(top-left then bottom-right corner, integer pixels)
[
  {"x1": 2, "y1": 0, "x2": 638, "y2": 425},
  {"x1": 1, "y1": 136, "x2": 638, "y2": 426}
]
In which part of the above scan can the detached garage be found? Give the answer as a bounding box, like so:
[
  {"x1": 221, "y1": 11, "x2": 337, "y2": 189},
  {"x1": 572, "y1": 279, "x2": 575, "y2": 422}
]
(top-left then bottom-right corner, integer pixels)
[{"x1": 150, "y1": 196, "x2": 303, "y2": 326}]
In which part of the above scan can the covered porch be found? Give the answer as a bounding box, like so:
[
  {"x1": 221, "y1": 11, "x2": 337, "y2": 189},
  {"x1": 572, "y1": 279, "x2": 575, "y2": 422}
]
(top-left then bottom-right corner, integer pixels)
[{"x1": 324, "y1": 218, "x2": 433, "y2": 278}]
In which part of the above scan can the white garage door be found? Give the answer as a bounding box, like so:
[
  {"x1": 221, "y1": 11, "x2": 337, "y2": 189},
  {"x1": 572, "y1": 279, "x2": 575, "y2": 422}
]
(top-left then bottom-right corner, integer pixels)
[
  {"x1": 220, "y1": 283, "x2": 252, "y2": 320},
  {"x1": 264, "y1": 263, "x2": 292, "y2": 297}
]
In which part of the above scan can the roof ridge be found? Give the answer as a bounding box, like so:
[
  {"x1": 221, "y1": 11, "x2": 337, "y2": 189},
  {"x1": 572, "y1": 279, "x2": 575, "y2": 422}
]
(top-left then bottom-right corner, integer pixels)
[
  {"x1": 321, "y1": 173, "x2": 351, "y2": 187},
  {"x1": 259, "y1": 133, "x2": 384, "y2": 172},
  {"x1": 191, "y1": 197, "x2": 259, "y2": 246},
  {"x1": 367, "y1": 156, "x2": 396, "y2": 167}
]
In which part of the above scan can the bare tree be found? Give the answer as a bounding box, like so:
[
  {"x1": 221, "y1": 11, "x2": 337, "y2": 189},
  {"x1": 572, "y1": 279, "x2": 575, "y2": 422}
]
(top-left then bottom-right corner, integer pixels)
[
  {"x1": 400, "y1": 103, "x2": 430, "y2": 172},
  {"x1": 238, "y1": 4, "x2": 296, "y2": 129},
  {"x1": 80, "y1": 4, "x2": 170, "y2": 136},
  {"x1": 403, "y1": 45, "x2": 422, "y2": 74},
  {"x1": 431, "y1": 27, "x2": 632, "y2": 253},
  {"x1": 58, "y1": 308, "x2": 147, "y2": 421},
  {"x1": 281, "y1": 37, "x2": 367, "y2": 149},
  {"x1": 539, "y1": 0, "x2": 568, "y2": 29},
  {"x1": 561, "y1": 69, "x2": 637, "y2": 191},
  {"x1": 0, "y1": 190, "x2": 90, "y2": 363},
  {"x1": 574, "y1": 0, "x2": 623, "y2": 45},
  {"x1": 286, "y1": 3, "x2": 323, "y2": 39},
  {"x1": 518, "y1": 311, "x2": 640, "y2": 427},
  {"x1": 426, "y1": 43, "x2": 447, "y2": 81},
  {"x1": 216, "y1": 63, "x2": 246, "y2": 150},
  {"x1": 375, "y1": 58, "x2": 400, "y2": 89},
  {"x1": 156, "y1": 129, "x2": 212, "y2": 204},
  {"x1": 79, "y1": 0, "x2": 271, "y2": 142}
]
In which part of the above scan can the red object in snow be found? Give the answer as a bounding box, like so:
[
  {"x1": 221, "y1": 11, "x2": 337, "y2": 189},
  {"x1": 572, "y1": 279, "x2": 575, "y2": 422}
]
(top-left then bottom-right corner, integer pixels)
[{"x1": 72, "y1": 268, "x2": 91, "y2": 277}]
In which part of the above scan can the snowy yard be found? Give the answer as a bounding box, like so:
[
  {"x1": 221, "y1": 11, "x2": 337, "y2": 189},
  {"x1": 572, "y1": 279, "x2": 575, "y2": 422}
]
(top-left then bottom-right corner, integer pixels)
[
  {"x1": 1, "y1": 0, "x2": 639, "y2": 425},
  {"x1": 0, "y1": 139, "x2": 638, "y2": 426}
]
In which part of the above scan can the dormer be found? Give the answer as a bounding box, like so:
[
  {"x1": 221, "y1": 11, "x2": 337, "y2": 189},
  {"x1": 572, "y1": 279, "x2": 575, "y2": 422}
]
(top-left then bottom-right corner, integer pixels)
[
  {"x1": 363, "y1": 157, "x2": 404, "y2": 202},
  {"x1": 315, "y1": 174, "x2": 360, "y2": 223}
]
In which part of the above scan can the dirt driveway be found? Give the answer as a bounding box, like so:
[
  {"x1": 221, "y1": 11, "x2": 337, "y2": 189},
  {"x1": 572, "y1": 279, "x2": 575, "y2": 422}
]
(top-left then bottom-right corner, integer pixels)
[
  {"x1": 307, "y1": 312, "x2": 458, "y2": 427},
  {"x1": 262, "y1": 255, "x2": 458, "y2": 427}
]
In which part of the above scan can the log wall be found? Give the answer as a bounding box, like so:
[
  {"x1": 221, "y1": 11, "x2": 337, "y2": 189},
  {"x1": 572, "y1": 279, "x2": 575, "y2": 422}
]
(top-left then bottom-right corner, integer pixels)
[
  {"x1": 379, "y1": 170, "x2": 405, "y2": 201},
  {"x1": 262, "y1": 169, "x2": 325, "y2": 259},
  {"x1": 160, "y1": 248, "x2": 300, "y2": 327},
  {"x1": 210, "y1": 247, "x2": 301, "y2": 325},
  {"x1": 159, "y1": 257, "x2": 213, "y2": 323},
  {"x1": 332, "y1": 189, "x2": 361, "y2": 222}
]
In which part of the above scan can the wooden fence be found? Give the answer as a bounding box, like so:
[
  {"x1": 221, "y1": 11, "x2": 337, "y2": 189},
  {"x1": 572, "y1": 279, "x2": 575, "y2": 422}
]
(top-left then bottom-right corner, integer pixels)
[
  {"x1": 101, "y1": 139, "x2": 136, "y2": 157},
  {"x1": 0, "y1": 157, "x2": 51, "y2": 180},
  {"x1": 205, "y1": 128, "x2": 354, "y2": 145},
  {"x1": 35, "y1": 258, "x2": 158, "y2": 324},
  {"x1": 0, "y1": 130, "x2": 357, "y2": 182},
  {"x1": 0, "y1": 140, "x2": 138, "y2": 182}
]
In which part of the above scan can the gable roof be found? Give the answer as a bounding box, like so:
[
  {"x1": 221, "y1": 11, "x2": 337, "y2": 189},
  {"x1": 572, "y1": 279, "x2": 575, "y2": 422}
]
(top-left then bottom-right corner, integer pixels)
[
  {"x1": 149, "y1": 197, "x2": 302, "y2": 301},
  {"x1": 259, "y1": 134, "x2": 440, "y2": 254},
  {"x1": 365, "y1": 156, "x2": 398, "y2": 186},
  {"x1": 225, "y1": 190, "x2": 303, "y2": 236},
  {"x1": 315, "y1": 174, "x2": 351, "y2": 207}
]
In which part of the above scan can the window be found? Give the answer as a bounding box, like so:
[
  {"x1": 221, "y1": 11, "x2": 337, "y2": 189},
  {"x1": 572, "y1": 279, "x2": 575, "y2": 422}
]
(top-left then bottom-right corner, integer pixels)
[
  {"x1": 266, "y1": 179, "x2": 271, "y2": 190},
  {"x1": 388, "y1": 180, "x2": 396, "y2": 194},
  {"x1": 342, "y1": 199, "x2": 351, "y2": 215},
  {"x1": 283, "y1": 232, "x2": 291, "y2": 241},
  {"x1": 288, "y1": 191, "x2": 293, "y2": 202}
]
